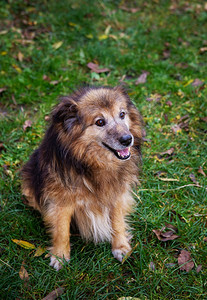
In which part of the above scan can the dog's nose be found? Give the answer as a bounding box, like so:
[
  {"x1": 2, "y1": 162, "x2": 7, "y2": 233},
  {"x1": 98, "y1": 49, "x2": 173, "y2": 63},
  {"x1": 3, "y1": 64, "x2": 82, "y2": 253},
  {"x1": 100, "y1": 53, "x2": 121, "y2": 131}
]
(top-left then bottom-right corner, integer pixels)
[{"x1": 119, "y1": 135, "x2": 132, "y2": 147}]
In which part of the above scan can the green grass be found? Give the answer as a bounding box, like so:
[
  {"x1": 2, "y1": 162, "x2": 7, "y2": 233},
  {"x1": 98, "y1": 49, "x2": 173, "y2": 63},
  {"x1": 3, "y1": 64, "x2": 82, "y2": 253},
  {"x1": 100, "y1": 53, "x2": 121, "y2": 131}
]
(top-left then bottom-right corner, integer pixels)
[{"x1": 0, "y1": 0, "x2": 207, "y2": 298}]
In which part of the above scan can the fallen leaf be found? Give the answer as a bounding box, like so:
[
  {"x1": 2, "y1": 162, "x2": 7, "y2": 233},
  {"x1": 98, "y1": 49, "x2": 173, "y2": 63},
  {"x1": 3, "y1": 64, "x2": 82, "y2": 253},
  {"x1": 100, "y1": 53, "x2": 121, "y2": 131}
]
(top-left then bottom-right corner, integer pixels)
[
  {"x1": 189, "y1": 173, "x2": 198, "y2": 185},
  {"x1": 42, "y1": 287, "x2": 65, "y2": 300},
  {"x1": 19, "y1": 262, "x2": 29, "y2": 281},
  {"x1": 199, "y1": 47, "x2": 207, "y2": 53},
  {"x1": 23, "y1": 120, "x2": 32, "y2": 131},
  {"x1": 87, "y1": 62, "x2": 110, "y2": 73},
  {"x1": 198, "y1": 166, "x2": 206, "y2": 177},
  {"x1": 12, "y1": 239, "x2": 36, "y2": 249},
  {"x1": 166, "y1": 223, "x2": 178, "y2": 231},
  {"x1": 52, "y1": 41, "x2": 63, "y2": 50},
  {"x1": 98, "y1": 34, "x2": 108, "y2": 41},
  {"x1": 68, "y1": 22, "x2": 77, "y2": 27},
  {"x1": 50, "y1": 80, "x2": 59, "y2": 85},
  {"x1": 166, "y1": 100, "x2": 172, "y2": 107},
  {"x1": 0, "y1": 30, "x2": 8, "y2": 35},
  {"x1": 43, "y1": 75, "x2": 51, "y2": 81},
  {"x1": 177, "y1": 114, "x2": 190, "y2": 131},
  {"x1": 86, "y1": 33, "x2": 93, "y2": 39},
  {"x1": 104, "y1": 25, "x2": 111, "y2": 35},
  {"x1": 153, "y1": 224, "x2": 179, "y2": 242},
  {"x1": 17, "y1": 52, "x2": 24, "y2": 62},
  {"x1": 196, "y1": 264, "x2": 202, "y2": 273},
  {"x1": 34, "y1": 246, "x2": 46, "y2": 257},
  {"x1": 44, "y1": 115, "x2": 50, "y2": 122},
  {"x1": 163, "y1": 49, "x2": 170, "y2": 59},
  {"x1": 171, "y1": 124, "x2": 182, "y2": 134},
  {"x1": 178, "y1": 250, "x2": 194, "y2": 272},
  {"x1": 191, "y1": 78, "x2": 204, "y2": 87},
  {"x1": 160, "y1": 148, "x2": 174, "y2": 156},
  {"x1": 135, "y1": 71, "x2": 149, "y2": 85},
  {"x1": 12, "y1": 64, "x2": 22, "y2": 73},
  {"x1": 146, "y1": 93, "x2": 162, "y2": 102}
]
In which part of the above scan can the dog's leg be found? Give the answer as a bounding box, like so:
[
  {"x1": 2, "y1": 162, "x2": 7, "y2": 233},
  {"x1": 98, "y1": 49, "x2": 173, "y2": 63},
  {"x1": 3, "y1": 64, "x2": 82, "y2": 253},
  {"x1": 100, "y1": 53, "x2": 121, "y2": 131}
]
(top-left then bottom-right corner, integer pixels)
[
  {"x1": 111, "y1": 202, "x2": 132, "y2": 262},
  {"x1": 43, "y1": 203, "x2": 74, "y2": 271}
]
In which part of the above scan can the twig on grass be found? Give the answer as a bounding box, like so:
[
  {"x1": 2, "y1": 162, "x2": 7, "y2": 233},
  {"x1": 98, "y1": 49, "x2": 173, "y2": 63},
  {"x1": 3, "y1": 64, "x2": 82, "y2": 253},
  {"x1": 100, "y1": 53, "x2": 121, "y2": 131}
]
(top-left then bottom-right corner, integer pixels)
[
  {"x1": 0, "y1": 258, "x2": 15, "y2": 270},
  {"x1": 138, "y1": 183, "x2": 205, "y2": 193}
]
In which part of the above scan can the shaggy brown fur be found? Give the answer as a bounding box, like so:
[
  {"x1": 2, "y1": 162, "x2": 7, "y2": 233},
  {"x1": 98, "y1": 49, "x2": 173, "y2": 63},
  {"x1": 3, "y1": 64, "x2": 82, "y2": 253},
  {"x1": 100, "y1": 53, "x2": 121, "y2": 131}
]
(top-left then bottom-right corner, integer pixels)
[{"x1": 21, "y1": 86, "x2": 143, "y2": 270}]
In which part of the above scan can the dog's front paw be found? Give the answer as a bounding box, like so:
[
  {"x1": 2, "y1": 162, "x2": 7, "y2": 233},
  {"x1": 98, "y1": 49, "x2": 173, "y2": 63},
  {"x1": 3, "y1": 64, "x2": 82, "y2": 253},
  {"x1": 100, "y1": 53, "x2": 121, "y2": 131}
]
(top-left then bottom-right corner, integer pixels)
[
  {"x1": 49, "y1": 253, "x2": 70, "y2": 271},
  {"x1": 112, "y1": 244, "x2": 131, "y2": 262}
]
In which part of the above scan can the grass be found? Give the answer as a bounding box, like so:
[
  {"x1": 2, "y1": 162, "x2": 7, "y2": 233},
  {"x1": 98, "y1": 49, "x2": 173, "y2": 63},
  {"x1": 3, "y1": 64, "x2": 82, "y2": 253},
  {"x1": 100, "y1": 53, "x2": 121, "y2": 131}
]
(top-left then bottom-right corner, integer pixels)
[{"x1": 0, "y1": 0, "x2": 206, "y2": 298}]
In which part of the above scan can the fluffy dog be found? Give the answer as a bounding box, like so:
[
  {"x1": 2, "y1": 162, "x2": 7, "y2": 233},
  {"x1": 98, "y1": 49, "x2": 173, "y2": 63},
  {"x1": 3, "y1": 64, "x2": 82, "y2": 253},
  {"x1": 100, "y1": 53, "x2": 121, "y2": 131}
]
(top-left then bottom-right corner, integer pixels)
[{"x1": 21, "y1": 86, "x2": 143, "y2": 270}]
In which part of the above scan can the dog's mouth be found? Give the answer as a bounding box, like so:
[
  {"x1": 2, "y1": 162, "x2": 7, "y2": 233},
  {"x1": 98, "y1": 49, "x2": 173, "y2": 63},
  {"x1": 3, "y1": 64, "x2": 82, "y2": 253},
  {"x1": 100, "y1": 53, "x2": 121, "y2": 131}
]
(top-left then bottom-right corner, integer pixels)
[{"x1": 102, "y1": 143, "x2": 131, "y2": 160}]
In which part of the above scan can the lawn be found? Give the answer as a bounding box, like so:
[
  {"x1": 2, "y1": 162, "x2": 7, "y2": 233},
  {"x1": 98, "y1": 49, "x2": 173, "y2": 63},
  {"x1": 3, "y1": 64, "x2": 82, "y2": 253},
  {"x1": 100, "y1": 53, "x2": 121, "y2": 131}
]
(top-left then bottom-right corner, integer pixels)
[{"x1": 0, "y1": 0, "x2": 206, "y2": 299}]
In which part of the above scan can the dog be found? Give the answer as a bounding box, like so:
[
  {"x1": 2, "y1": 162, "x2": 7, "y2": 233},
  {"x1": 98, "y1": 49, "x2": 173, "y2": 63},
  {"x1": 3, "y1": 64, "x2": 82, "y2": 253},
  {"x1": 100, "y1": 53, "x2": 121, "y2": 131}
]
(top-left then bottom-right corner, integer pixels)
[{"x1": 21, "y1": 86, "x2": 143, "y2": 270}]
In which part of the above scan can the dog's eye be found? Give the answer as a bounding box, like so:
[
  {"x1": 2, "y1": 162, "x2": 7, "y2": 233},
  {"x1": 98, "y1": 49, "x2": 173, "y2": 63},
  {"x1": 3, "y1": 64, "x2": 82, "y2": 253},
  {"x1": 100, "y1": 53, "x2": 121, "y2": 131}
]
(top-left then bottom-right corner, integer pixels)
[
  {"x1": 120, "y1": 111, "x2": 126, "y2": 119},
  {"x1": 95, "y1": 119, "x2": 105, "y2": 127}
]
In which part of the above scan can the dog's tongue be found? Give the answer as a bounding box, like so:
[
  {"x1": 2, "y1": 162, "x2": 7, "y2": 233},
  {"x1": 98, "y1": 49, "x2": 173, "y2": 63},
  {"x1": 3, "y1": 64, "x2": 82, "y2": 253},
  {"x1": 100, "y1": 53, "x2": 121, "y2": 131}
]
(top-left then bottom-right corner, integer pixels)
[{"x1": 118, "y1": 148, "x2": 129, "y2": 157}]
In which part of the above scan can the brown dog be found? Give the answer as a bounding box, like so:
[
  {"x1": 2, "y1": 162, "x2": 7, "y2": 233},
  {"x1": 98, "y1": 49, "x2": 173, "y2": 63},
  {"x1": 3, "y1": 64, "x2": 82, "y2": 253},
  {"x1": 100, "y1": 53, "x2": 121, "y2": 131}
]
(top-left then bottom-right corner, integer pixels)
[{"x1": 21, "y1": 86, "x2": 142, "y2": 270}]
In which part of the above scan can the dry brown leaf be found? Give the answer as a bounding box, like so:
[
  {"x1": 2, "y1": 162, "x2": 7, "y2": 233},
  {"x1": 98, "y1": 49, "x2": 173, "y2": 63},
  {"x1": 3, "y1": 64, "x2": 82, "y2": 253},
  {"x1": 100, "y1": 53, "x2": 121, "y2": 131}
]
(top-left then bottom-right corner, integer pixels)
[
  {"x1": 196, "y1": 264, "x2": 202, "y2": 273},
  {"x1": 87, "y1": 62, "x2": 110, "y2": 73},
  {"x1": 43, "y1": 75, "x2": 51, "y2": 81},
  {"x1": 165, "y1": 223, "x2": 178, "y2": 232},
  {"x1": 178, "y1": 250, "x2": 194, "y2": 272},
  {"x1": 198, "y1": 166, "x2": 206, "y2": 177},
  {"x1": 23, "y1": 120, "x2": 32, "y2": 131},
  {"x1": 42, "y1": 287, "x2": 65, "y2": 300},
  {"x1": 135, "y1": 71, "x2": 149, "y2": 85},
  {"x1": 17, "y1": 52, "x2": 24, "y2": 62},
  {"x1": 191, "y1": 78, "x2": 204, "y2": 87},
  {"x1": 153, "y1": 224, "x2": 179, "y2": 242},
  {"x1": 189, "y1": 173, "x2": 199, "y2": 185},
  {"x1": 50, "y1": 80, "x2": 59, "y2": 85},
  {"x1": 160, "y1": 148, "x2": 174, "y2": 156},
  {"x1": 166, "y1": 100, "x2": 172, "y2": 107},
  {"x1": 171, "y1": 124, "x2": 182, "y2": 134},
  {"x1": 19, "y1": 263, "x2": 29, "y2": 281},
  {"x1": 199, "y1": 47, "x2": 207, "y2": 53}
]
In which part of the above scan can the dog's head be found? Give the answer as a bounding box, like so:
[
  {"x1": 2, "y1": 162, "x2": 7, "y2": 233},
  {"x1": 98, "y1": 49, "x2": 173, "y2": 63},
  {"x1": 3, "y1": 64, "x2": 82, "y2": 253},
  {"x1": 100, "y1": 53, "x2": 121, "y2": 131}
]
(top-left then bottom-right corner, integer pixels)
[{"x1": 52, "y1": 86, "x2": 142, "y2": 165}]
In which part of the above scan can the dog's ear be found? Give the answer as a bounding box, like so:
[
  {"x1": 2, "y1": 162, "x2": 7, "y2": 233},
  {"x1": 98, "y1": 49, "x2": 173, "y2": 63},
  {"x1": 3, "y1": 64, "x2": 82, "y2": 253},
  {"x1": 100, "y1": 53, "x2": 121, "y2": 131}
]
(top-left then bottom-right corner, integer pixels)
[{"x1": 52, "y1": 97, "x2": 78, "y2": 129}]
